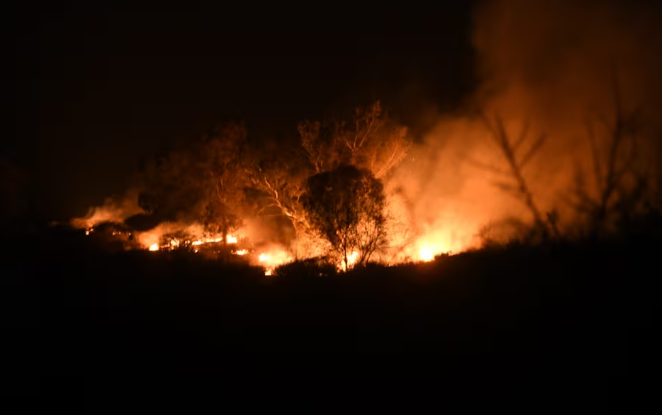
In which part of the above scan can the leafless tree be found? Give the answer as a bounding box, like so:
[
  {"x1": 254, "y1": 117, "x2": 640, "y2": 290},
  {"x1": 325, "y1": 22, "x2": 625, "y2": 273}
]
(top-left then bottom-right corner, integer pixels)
[
  {"x1": 570, "y1": 72, "x2": 645, "y2": 235},
  {"x1": 471, "y1": 111, "x2": 549, "y2": 234},
  {"x1": 249, "y1": 152, "x2": 311, "y2": 236},
  {"x1": 298, "y1": 101, "x2": 412, "y2": 179},
  {"x1": 137, "y1": 123, "x2": 249, "y2": 244}
]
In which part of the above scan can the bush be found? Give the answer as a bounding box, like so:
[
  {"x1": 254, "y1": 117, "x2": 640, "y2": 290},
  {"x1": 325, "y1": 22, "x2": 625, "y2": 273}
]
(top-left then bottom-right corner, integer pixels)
[{"x1": 273, "y1": 257, "x2": 336, "y2": 279}]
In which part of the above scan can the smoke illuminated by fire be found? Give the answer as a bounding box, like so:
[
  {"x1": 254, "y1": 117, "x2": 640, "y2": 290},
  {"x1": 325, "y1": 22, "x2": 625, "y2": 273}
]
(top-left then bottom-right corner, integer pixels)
[
  {"x1": 383, "y1": 0, "x2": 662, "y2": 255},
  {"x1": 71, "y1": 189, "x2": 143, "y2": 229}
]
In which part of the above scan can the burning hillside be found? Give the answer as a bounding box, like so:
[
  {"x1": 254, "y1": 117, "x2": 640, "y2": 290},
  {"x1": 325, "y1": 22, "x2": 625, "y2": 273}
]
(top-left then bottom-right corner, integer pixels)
[
  {"x1": 69, "y1": 0, "x2": 662, "y2": 274},
  {"x1": 78, "y1": 219, "x2": 294, "y2": 275}
]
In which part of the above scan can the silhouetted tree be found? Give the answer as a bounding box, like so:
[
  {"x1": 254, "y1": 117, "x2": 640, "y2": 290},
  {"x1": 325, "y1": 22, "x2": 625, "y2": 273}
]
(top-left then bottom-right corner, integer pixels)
[
  {"x1": 298, "y1": 119, "x2": 345, "y2": 175},
  {"x1": 250, "y1": 148, "x2": 310, "y2": 233},
  {"x1": 472, "y1": 112, "x2": 551, "y2": 237},
  {"x1": 199, "y1": 124, "x2": 248, "y2": 241},
  {"x1": 248, "y1": 148, "x2": 321, "y2": 257},
  {"x1": 302, "y1": 164, "x2": 387, "y2": 270},
  {"x1": 299, "y1": 101, "x2": 412, "y2": 178},
  {"x1": 570, "y1": 72, "x2": 647, "y2": 237},
  {"x1": 138, "y1": 123, "x2": 249, "y2": 242},
  {"x1": 253, "y1": 101, "x2": 409, "y2": 259}
]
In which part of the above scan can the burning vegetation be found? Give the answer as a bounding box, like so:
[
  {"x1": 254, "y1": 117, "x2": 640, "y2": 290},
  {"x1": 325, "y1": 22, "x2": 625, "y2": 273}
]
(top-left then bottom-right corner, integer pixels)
[
  {"x1": 69, "y1": 0, "x2": 662, "y2": 276},
  {"x1": 71, "y1": 103, "x2": 440, "y2": 273}
]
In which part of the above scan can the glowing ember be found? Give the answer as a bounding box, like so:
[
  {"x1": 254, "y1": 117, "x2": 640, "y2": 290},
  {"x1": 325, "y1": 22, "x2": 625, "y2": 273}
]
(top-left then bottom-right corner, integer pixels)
[
  {"x1": 170, "y1": 239, "x2": 180, "y2": 248},
  {"x1": 85, "y1": 230, "x2": 90, "y2": 236},
  {"x1": 148, "y1": 243, "x2": 159, "y2": 251},
  {"x1": 192, "y1": 240, "x2": 203, "y2": 246},
  {"x1": 226, "y1": 235, "x2": 238, "y2": 244},
  {"x1": 235, "y1": 249, "x2": 248, "y2": 255},
  {"x1": 419, "y1": 246, "x2": 434, "y2": 262}
]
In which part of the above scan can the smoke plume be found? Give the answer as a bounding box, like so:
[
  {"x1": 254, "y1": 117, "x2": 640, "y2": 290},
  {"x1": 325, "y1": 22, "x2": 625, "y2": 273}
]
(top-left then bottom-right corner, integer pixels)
[
  {"x1": 71, "y1": 188, "x2": 143, "y2": 229},
  {"x1": 392, "y1": 0, "x2": 662, "y2": 252}
]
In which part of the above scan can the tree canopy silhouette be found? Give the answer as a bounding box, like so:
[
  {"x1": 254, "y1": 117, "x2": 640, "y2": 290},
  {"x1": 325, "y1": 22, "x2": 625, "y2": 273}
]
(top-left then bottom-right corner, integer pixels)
[
  {"x1": 138, "y1": 123, "x2": 249, "y2": 241},
  {"x1": 302, "y1": 164, "x2": 387, "y2": 270}
]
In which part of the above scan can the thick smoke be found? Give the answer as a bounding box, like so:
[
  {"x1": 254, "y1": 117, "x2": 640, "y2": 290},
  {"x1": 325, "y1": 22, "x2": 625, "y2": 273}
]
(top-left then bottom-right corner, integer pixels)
[{"x1": 392, "y1": 0, "x2": 662, "y2": 252}]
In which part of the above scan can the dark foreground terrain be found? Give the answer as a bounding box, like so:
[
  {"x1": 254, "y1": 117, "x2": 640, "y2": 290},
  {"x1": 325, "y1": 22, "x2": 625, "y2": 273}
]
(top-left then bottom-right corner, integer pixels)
[{"x1": 3, "y1": 227, "x2": 661, "y2": 400}]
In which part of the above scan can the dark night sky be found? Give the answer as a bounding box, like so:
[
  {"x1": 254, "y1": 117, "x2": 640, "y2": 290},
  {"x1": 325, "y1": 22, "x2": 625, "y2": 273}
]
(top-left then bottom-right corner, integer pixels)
[{"x1": 14, "y1": 2, "x2": 476, "y2": 219}]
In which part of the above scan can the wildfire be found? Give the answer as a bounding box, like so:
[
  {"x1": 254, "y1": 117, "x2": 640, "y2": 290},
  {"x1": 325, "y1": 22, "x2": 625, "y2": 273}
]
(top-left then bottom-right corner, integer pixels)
[
  {"x1": 79, "y1": 210, "x2": 461, "y2": 273},
  {"x1": 74, "y1": 179, "x2": 471, "y2": 275},
  {"x1": 132, "y1": 224, "x2": 291, "y2": 276}
]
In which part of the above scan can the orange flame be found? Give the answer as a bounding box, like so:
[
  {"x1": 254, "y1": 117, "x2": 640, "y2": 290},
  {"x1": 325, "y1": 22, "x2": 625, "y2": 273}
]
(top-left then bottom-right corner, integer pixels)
[
  {"x1": 419, "y1": 246, "x2": 435, "y2": 262},
  {"x1": 339, "y1": 251, "x2": 360, "y2": 271},
  {"x1": 258, "y1": 248, "x2": 292, "y2": 276}
]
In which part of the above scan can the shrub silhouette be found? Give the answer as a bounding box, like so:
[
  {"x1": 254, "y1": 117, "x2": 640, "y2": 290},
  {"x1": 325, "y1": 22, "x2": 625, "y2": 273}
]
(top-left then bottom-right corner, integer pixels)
[
  {"x1": 302, "y1": 164, "x2": 387, "y2": 270},
  {"x1": 274, "y1": 257, "x2": 336, "y2": 279}
]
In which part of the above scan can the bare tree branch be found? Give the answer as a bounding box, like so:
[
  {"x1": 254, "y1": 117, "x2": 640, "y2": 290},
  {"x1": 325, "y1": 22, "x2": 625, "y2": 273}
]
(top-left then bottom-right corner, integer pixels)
[
  {"x1": 467, "y1": 158, "x2": 511, "y2": 176},
  {"x1": 512, "y1": 118, "x2": 531, "y2": 155},
  {"x1": 477, "y1": 112, "x2": 547, "y2": 228},
  {"x1": 585, "y1": 119, "x2": 604, "y2": 191},
  {"x1": 519, "y1": 133, "x2": 547, "y2": 170},
  {"x1": 571, "y1": 66, "x2": 650, "y2": 235}
]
